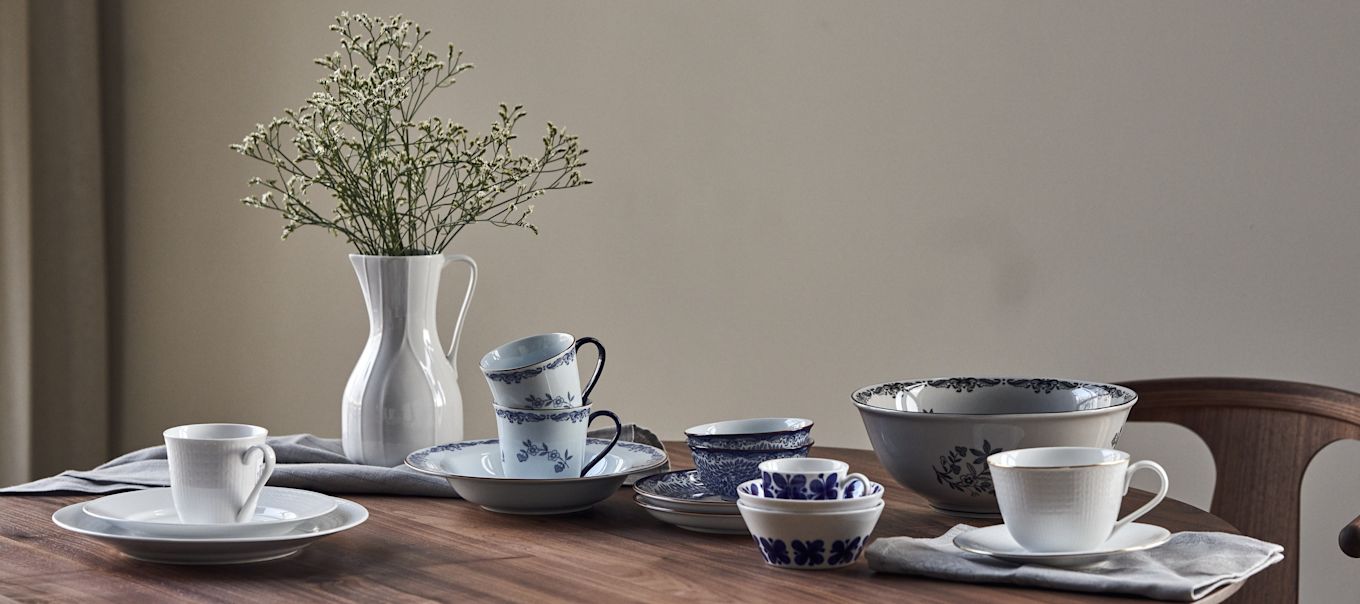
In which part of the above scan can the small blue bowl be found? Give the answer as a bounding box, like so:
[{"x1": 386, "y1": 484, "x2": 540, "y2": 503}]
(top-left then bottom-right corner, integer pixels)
[
  {"x1": 684, "y1": 418, "x2": 814, "y2": 451},
  {"x1": 690, "y1": 443, "x2": 813, "y2": 499}
]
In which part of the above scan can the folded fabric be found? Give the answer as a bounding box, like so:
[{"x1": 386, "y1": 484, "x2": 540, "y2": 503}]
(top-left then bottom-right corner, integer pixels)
[
  {"x1": 1, "y1": 425, "x2": 667, "y2": 497},
  {"x1": 866, "y1": 524, "x2": 1284, "y2": 602}
]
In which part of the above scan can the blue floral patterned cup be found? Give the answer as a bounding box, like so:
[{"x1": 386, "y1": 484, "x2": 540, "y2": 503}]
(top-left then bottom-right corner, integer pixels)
[
  {"x1": 758, "y1": 458, "x2": 869, "y2": 500},
  {"x1": 481, "y1": 333, "x2": 606, "y2": 410},
  {"x1": 493, "y1": 402, "x2": 621, "y2": 478}
]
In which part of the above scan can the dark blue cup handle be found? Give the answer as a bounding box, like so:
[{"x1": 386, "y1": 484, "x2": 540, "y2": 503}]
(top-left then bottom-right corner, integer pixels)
[
  {"x1": 575, "y1": 337, "x2": 606, "y2": 403},
  {"x1": 580, "y1": 409, "x2": 621, "y2": 477}
]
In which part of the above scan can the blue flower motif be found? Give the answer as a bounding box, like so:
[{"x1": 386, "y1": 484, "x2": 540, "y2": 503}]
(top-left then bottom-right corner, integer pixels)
[
  {"x1": 772, "y1": 473, "x2": 806, "y2": 499},
  {"x1": 828, "y1": 536, "x2": 863, "y2": 565},
  {"x1": 807, "y1": 473, "x2": 840, "y2": 500},
  {"x1": 792, "y1": 539, "x2": 825, "y2": 566},
  {"x1": 757, "y1": 537, "x2": 789, "y2": 565}
]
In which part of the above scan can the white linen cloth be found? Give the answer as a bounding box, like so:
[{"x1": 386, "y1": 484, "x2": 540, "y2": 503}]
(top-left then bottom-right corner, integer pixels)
[
  {"x1": 1, "y1": 426, "x2": 665, "y2": 497},
  {"x1": 866, "y1": 524, "x2": 1283, "y2": 602}
]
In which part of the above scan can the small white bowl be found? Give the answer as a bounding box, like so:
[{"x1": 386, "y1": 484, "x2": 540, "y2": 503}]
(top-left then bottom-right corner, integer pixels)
[
  {"x1": 735, "y1": 478, "x2": 884, "y2": 513},
  {"x1": 737, "y1": 500, "x2": 884, "y2": 570}
]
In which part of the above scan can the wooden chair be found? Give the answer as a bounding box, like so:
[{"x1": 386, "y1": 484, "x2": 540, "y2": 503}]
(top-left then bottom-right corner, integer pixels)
[{"x1": 1117, "y1": 378, "x2": 1360, "y2": 604}]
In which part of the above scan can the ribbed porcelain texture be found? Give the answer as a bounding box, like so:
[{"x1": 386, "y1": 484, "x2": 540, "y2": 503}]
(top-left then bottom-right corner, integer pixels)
[
  {"x1": 342, "y1": 254, "x2": 475, "y2": 466},
  {"x1": 164, "y1": 425, "x2": 273, "y2": 524},
  {"x1": 991, "y1": 461, "x2": 1125, "y2": 552}
]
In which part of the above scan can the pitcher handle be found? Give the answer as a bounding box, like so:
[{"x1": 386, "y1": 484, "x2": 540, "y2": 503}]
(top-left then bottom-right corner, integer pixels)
[
  {"x1": 575, "y1": 337, "x2": 606, "y2": 402},
  {"x1": 442, "y1": 254, "x2": 478, "y2": 371},
  {"x1": 236, "y1": 444, "x2": 276, "y2": 523},
  {"x1": 580, "y1": 409, "x2": 622, "y2": 477}
]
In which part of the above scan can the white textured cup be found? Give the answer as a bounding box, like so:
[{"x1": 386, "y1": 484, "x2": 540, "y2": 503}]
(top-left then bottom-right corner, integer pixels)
[
  {"x1": 988, "y1": 447, "x2": 1168, "y2": 553},
  {"x1": 163, "y1": 424, "x2": 276, "y2": 524}
]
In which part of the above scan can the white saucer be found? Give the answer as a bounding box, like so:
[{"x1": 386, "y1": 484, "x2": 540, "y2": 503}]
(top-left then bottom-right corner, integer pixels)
[
  {"x1": 406, "y1": 438, "x2": 668, "y2": 515},
  {"x1": 53, "y1": 497, "x2": 367, "y2": 565},
  {"x1": 633, "y1": 496, "x2": 747, "y2": 534},
  {"x1": 953, "y1": 522, "x2": 1172, "y2": 567},
  {"x1": 82, "y1": 487, "x2": 338, "y2": 539}
]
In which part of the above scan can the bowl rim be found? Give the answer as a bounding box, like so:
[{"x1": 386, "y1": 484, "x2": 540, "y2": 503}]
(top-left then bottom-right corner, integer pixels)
[
  {"x1": 735, "y1": 478, "x2": 885, "y2": 502},
  {"x1": 688, "y1": 441, "x2": 816, "y2": 454},
  {"x1": 735, "y1": 498, "x2": 886, "y2": 517},
  {"x1": 684, "y1": 417, "x2": 815, "y2": 439},
  {"x1": 404, "y1": 438, "x2": 668, "y2": 483},
  {"x1": 850, "y1": 376, "x2": 1137, "y2": 418}
]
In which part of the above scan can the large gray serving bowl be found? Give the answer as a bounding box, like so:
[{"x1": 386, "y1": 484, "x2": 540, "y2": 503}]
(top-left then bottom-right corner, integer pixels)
[{"x1": 852, "y1": 377, "x2": 1136, "y2": 517}]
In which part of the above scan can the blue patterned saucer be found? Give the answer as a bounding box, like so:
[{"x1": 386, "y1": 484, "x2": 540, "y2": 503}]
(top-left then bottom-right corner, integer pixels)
[{"x1": 633, "y1": 469, "x2": 738, "y2": 514}]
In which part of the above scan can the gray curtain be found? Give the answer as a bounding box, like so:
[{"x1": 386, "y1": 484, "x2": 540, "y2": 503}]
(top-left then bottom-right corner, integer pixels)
[{"x1": 0, "y1": 0, "x2": 112, "y2": 484}]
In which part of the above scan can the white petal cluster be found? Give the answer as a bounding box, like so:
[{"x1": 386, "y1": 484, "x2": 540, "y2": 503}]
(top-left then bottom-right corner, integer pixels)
[{"x1": 231, "y1": 13, "x2": 590, "y2": 254}]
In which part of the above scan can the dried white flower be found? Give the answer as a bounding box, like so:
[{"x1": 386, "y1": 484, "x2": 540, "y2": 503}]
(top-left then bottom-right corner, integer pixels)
[{"x1": 231, "y1": 12, "x2": 589, "y2": 255}]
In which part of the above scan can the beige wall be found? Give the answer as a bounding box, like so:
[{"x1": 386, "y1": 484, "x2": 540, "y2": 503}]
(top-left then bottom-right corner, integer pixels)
[{"x1": 113, "y1": 1, "x2": 1358, "y2": 600}]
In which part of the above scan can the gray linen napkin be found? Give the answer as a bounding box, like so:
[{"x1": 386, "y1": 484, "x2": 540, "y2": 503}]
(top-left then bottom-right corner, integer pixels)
[
  {"x1": 866, "y1": 524, "x2": 1283, "y2": 602},
  {"x1": 1, "y1": 425, "x2": 667, "y2": 497}
]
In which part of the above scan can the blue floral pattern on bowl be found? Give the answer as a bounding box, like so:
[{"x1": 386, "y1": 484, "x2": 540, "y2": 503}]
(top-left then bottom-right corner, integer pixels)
[
  {"x1": 751, "y1": 535, "x2": 868, "y2": 568},
  {"x1": 686, "y1": 428, "x2": 812, "y2": 451},
  {"x1": 691, "y1": 445, "x2": 812, "y2": 498}
]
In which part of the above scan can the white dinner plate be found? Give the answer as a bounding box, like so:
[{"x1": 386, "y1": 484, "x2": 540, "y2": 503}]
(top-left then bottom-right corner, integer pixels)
[
  {"x1": 82, "y1": 487, "x2": 337, "y2": 539},
  {"x1": 53, "y1": 496, "x2": 367, "y2": 565},
  {"x1": 953, "y1": 522, "x2": 1171, "y2": 567}
]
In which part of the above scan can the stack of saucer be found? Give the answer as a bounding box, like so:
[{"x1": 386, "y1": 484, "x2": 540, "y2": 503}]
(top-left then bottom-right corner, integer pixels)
[
  {"x1": 54, "y1": 486, "x2": 367, "y2": 564},
  {"x1": 633, "y1": 470, "x2": 745, "y2": 534}
]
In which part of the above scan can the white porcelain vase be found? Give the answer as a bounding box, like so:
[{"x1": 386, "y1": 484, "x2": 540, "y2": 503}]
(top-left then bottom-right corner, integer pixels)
[{"x1": 342, "y1": 254, "x2": 477, "y2": 466}]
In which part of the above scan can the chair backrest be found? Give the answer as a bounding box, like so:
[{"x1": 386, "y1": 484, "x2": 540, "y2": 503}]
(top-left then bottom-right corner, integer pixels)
[{"x1": 1121, "y1": 377, "x2": 1360, "y2": 604}]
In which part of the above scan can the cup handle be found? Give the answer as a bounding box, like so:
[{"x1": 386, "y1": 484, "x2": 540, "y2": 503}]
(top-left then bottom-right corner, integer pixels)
[
  {"x1": 1112, "y1": 460, "x2": 1169, "y2": 536},
  {"x1": 237, "y1": 444, "x2": 276, "y2": 523},
  {"x1": 840, "y1": 472, "x2": 870, "y2": 499},
  {"x1": 579, "y1": 409, "x2": 622, "y2": 477},
  {"x1": 574, "y1": 337, "x2": 606, "y2": 402}
]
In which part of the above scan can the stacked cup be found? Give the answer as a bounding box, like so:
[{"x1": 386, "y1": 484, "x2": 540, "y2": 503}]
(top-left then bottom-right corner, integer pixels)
[
  {"x1": 736, "y1": 458, "x2": 886, "y2": 570},
  {"x1": 480, "y1": 333, "x2": 622, "y2": 478}
]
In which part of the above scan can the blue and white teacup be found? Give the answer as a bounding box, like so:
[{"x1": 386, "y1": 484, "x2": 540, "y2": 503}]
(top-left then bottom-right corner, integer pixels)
[
  {"x1": 481, "y1": 333, "x2": 605, "y2": 410},
  {"x1": 493, "y1": 401, "x2": 622, "y2": 478},
  {"x1": 758, "y1": 458, "x2": 869, "y2": 500}
]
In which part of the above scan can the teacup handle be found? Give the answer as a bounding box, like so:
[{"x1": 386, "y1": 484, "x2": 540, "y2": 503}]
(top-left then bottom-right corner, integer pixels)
[
  {"x1": 840, "y1": 472, "x2": 870, "y2": 499},
  {"x1": 1112, "y1": 460, "x2": 1169, "y2": 536},
  {"x1": 580, "y1": 409, "x2": 622, "y2": 477},
  {"x1": 575, "y1": 337, "x2": 606, "y2": 402},
  {"x1": 237, "y1": 444, "x2": 276, "y2": 523}
]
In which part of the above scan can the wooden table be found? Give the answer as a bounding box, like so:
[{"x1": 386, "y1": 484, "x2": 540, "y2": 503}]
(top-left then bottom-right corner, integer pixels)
[{"x1": 0, "y1": 443, "x2": 1248, "y2": 603}]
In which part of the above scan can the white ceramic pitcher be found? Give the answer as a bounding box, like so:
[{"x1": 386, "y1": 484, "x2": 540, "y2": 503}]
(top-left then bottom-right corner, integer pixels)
[{"x1": 342, "y1": 254, "x2": 477, "y2": 466}]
